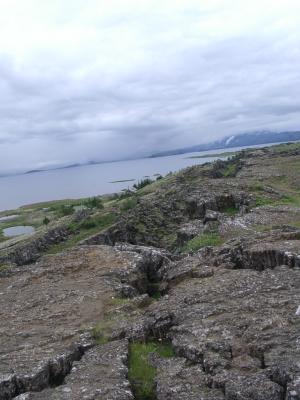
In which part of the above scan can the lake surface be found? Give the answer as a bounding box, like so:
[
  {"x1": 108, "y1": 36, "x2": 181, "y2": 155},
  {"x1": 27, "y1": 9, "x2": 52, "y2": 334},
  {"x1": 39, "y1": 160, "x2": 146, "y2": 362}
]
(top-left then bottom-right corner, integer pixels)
[
  {"x1": 0, "y1": 152, "x2": 223, "y2": 211},
  {"x1": 3, "y1": 226, "x2": 35, "y2": 237},
  {"x1": 0, "y1": 215, "x2": 18, "y2": 221},
  {"x1": 0, "y1": 143, "x2": 280, "y2": 212}
]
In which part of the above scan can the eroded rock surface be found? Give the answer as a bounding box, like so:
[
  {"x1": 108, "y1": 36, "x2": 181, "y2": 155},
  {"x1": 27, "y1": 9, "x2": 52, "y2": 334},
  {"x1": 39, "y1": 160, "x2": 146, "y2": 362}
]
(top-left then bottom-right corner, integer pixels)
[
  {"x1": 0, "y1": 245, "x2": 163, "y2": 399},
  {"x1": 17, "y1": 340, "x2": 133, "y2": 400},
  {"x1": 1, "y1": 144, "x2": 300, "y2": 399}
]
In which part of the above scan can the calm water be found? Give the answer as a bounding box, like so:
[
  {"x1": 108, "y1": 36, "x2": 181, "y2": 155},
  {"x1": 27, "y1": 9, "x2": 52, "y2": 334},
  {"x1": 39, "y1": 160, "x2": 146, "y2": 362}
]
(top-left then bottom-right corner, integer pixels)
[
  {"x1": 3, "y1": 226, "x2": 35, "y2": 237},
  {"x1": 0, "y1": 215, "x2": 18, "y2": 221},
  {"x1": 0, "y1": 143, "x2": 279, "y2": 212}
]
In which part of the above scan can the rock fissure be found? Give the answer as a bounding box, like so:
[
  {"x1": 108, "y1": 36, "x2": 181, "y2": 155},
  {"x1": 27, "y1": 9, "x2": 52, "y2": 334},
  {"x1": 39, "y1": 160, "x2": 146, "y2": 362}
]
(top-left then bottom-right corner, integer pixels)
[
  {"x1": 1, "y1": 144, "x2": 300, "y2": 399},
  {"x1": 0, "y1": 338, "x2": 93, "y2": 400}
]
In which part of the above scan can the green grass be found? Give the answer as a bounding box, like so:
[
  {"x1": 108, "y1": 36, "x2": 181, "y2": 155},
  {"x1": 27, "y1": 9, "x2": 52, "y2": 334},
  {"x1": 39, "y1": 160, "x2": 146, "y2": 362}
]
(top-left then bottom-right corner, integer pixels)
[
  {"x1": 0, "y1": 264, "x2": 9, "y2": 272},
  {"x1": 223, "y1": 206, "x2": 239, "y2": 216},
  {"x1": 272, "y1": 142, "x2": 300, "y2": 154},
  {"x1": 128, "y1": 341, "x2": 174, "y2": 400},
  {"x1": 255, "y1": 192, "x2": 300, "y2": 208},
  {"x1": 183, "y1": 232, "x2": 223, "y2": 252},
  {"x1": 222, "y1": 163, "x2": 238, "y2": 177},
  {"x1": 69, "y1": 213, "x2": 117, "y2": 232},
  {"x1": 119, "y1": 197, "x2": 138, "y2": 211},
  {"x1": 249, "y1": 183, "x2": 264, "y2": 192},
  {"x1": 277, "y1": 193, "x2": 300, "y2": 207},
  {"x1": 255, "y1": 195, "x2": 274, "y2": 207},
  {"x1": 46, "y1": 212, "x2": 117, "y2": 254},
  {"x1": 92, "y1": 320, "x2": 115, "y2": 344}
]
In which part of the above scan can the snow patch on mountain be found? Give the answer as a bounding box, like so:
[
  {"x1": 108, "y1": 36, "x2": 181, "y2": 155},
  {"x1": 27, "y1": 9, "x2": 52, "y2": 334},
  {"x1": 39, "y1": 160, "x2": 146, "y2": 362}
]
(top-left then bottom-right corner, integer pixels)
[{"x1": 225, "y1": 135, "x2": 235, "y2": 146}]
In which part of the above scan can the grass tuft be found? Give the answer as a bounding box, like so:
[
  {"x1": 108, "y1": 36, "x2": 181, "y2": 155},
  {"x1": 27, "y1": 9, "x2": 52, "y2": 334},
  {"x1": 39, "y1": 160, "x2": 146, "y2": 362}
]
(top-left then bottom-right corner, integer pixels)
[
  {"x1": 128, "y1": 341, "x2": 174, "y2": 400},
  {"x1": 183, "y1": 232, "x2": 223, "y2": 252}
]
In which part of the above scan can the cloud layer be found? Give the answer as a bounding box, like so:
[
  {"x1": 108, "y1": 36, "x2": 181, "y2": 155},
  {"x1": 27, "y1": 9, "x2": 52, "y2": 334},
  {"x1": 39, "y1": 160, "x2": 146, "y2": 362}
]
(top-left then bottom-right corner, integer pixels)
[{"x1": 0, "y1": 0, "x2": 300, "y2": 173}]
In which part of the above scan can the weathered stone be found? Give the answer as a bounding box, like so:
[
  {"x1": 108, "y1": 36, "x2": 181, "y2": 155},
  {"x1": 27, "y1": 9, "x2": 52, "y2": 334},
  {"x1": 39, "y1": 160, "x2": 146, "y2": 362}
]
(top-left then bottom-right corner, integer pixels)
[
  {"x1": 19, "y1": 340, "x2": 133, "y2": 400},
  {"x1": 177, "y1": 220, "x2": 205, "y2": 246},
  {"x1": 0, "y1": 225, "x2": 70, "y2": 266},
  {"x1": 155, "y1": 356, "x2": 225, "y2": 399}
]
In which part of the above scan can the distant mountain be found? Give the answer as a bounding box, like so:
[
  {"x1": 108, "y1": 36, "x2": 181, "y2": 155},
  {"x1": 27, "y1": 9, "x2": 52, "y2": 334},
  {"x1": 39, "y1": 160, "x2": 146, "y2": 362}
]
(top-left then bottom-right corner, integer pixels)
[{"x1": 150, "y1": 130, "x2": 300, "y2": 157}]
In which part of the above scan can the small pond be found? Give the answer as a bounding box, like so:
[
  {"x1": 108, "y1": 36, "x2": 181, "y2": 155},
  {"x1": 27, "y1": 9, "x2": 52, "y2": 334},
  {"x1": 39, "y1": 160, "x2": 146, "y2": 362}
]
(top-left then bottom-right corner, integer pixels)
[
  {"x1": 3, "y1": 226, "x2": 35, "y2": 237},
  {"x1": 0, "y1": 215, "x2": 18, "y2": 222}
]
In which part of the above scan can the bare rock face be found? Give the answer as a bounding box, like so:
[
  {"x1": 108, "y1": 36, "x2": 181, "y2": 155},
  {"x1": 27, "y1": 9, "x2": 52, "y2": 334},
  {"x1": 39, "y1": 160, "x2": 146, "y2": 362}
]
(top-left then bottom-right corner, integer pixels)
[
  {"x1": 155, "y1": 356, "x2": 225, "y2": 399},
  {"x1": 177, "y1": 220, "x2": 205, "y2": 246},
  {"x1": 1, "y1": 145, "x2": 300, "y2": 399},
  {"x1": 1, "y1": 235, "x2": 300, "y2": 399},
  {"x1": 17, "y1": 340, "x2": 133, "y2": 400},
  {"x1": 0, "y1": 244, "x2": 168, "y2": 400},
  {"x1": 115, "y1": 232, "x2": 300, "y2": 399},
  {"x1": 0, "y1": 225, "x2": 70, "y2": 266}
]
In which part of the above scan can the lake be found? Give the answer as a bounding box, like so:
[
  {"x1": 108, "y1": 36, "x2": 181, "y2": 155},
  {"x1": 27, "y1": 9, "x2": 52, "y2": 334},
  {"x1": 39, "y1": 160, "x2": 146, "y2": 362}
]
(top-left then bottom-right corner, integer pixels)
[
  {"x1": 0, "y1": 143, "x2": 277, "y2": 212},
  {"x1": 3, "y1": 226, "x2": 35, "y2": 237}
]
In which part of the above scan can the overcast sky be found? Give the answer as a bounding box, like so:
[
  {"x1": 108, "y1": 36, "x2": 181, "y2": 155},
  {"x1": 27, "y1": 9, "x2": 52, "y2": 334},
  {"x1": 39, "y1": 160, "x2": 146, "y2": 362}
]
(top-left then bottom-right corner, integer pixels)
[{"x1": 0, "y1": 0, "x2": 300, "y2": 173}]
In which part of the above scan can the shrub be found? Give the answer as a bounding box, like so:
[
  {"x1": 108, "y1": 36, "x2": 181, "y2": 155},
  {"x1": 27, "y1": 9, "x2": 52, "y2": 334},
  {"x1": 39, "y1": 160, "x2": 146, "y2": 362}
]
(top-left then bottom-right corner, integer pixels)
[
  {"x1": 68, "y1": 213, "x2": 117, "y2": 234},
  {"x1": 43, "y1": 217, "x2": 50, "y2": 225},
  {"x1": 120, "y1": 197, "x2": 138, "y2": 211},
  {"x1": 118, "y1": 190, "x2": 134, "y2": 200},
  {"x1": 58, "y1": 204, "x2": 74, "y2": 216},
  {"x1": 133, "y1": 178, "x2": 153, "y2": 190},
  {"x1": 79, "y1": 219, "x2": 97, "y2": 229},
  {"x1": 83, "y1": 197, "x2": 104, "y2": 209}
]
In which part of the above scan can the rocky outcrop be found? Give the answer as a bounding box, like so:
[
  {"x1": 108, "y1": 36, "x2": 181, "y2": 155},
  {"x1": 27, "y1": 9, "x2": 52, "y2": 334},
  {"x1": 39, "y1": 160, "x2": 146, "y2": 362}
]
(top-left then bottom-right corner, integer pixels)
[
  {"x1": 1, "y1": 235, "x2": 300, "y2": 399},
  {"x1": 0, "y1": 245, "x2": 166, "y2": 399},
  {"x1": 15, "y1": 340, "x2": 133, "y2": 400},
  {"x1": 103, "y1": 233, "x2": 300, "y2": 399},
  {"x1": 0, "y1": 335, "x2": 92, "y2": 400},
  {"x1": 154, "y1": 355, "x2": 225, "y2": 399},
  {"x1": 0, "y1": 225, "x2": 70, "y2": 266},
  {"x1": 81, "y1": 190, "x2": 254, "y2": 251},
  {"x1": 212, "y1": 229, "x2": 300, "y2": 270},
  {"x1": 1, "y1": 143, "x2": 300, "y2": 399}
]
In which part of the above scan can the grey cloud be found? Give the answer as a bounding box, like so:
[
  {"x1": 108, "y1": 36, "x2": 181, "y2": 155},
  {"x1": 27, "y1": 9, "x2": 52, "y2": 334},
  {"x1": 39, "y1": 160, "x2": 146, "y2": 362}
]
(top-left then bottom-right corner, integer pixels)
[{"x1": 0, "y1": 1, "x2": 300, "y2": 173}]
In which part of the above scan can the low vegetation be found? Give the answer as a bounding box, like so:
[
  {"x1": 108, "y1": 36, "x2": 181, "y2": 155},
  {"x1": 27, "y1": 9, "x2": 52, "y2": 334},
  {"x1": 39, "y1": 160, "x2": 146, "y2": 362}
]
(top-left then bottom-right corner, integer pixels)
[
  {"x1": 120, "y1": 197, "x2": 138, "y2": 211},
  {"x1": 224, "y1": 206, "x2": 239, "y2": 216},
  {"x1": 183, "y1": 232, "x2": 224, "y2": 252},
  {"x1": 133, "y1": 178, "x2": 154, "y2": 190},
  {"x1": 128, "y1": 341, "x2": 174, "y2": 400},
  {"x1": 82, "y1": 196, "x2": 104, "y2": 209},
  {"x1": 211, "y1": 158, "x2": 241, "y2": 178}
]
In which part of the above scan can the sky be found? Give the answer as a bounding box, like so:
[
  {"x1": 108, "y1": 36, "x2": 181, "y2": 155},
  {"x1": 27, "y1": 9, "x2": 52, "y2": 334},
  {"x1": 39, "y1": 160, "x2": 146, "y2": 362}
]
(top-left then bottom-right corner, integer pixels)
[{"x1": 0, "y1": 0, "x2": 300, "y2": 173}]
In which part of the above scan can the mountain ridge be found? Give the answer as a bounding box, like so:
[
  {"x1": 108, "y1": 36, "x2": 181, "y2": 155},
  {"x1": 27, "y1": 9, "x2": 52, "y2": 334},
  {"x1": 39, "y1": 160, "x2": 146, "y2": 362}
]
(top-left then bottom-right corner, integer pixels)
[{"x1": 150, "y1": 130, "x2": 300, "y2": 157}]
